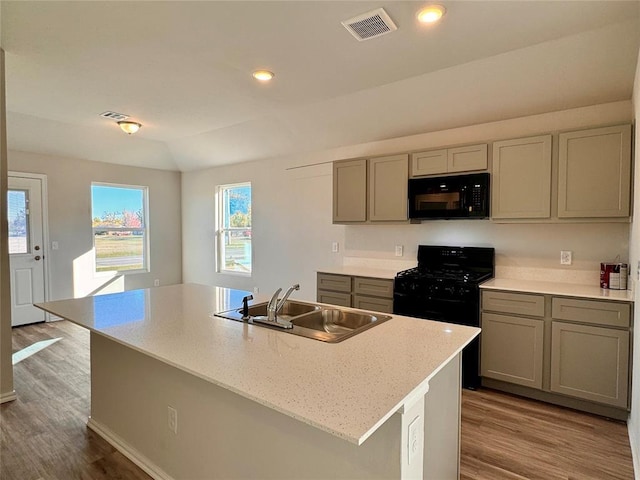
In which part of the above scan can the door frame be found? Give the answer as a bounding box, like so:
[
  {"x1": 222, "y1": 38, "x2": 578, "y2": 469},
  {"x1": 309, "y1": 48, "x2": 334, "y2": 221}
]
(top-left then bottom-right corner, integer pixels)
[{"x1": 8, "y1": 171, "x2": 52, "y2": 321}]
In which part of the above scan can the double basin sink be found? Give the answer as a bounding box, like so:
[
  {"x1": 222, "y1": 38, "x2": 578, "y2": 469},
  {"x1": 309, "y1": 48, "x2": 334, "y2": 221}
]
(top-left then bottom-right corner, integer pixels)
[{"x1": 215, "y1": 300, "x2": 392, "y2": 343}]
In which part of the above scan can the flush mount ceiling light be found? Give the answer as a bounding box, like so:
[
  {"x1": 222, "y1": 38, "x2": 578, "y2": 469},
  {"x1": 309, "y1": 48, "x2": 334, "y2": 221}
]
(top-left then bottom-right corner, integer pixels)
[
  {"x1": 117, "y1": 121, "x2": 142, "y2": 135},
  {"x1": 252, "y1": 70, "x2": 274, "y2": 82},
  {"x1": 417, "y1": 4, "x2": 446, "y2": 24}
]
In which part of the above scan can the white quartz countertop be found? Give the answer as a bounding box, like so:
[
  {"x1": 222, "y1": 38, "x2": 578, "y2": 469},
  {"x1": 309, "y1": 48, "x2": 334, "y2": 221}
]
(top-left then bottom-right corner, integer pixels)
[
  {"x1": 36, "y1": 283, "x2": 478, "y2": 445},
  {"x1": 317, "y1": 266, "x2": 399, "y2": 279},
  {"x1": 481, "y1": 278, "x2": 634, "y2": 302}
]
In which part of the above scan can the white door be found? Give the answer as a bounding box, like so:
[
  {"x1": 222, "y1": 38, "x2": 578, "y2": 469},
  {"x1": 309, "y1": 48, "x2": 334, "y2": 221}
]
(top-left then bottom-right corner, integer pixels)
[{"x1": 8, "y1": 176, "x2": 46, "y2": 326}]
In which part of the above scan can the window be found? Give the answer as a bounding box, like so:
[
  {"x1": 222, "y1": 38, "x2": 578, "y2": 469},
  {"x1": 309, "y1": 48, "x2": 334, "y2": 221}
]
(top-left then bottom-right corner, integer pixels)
[
  {"x1": 91, "y1": 183, "x2": 148, "y2": 273},
  {"x1": 217, "y1": 183, "x2": 252, "y2": 274},
  {"x1": 7, "y1": 189, "x2": 29, "y2": 254}
]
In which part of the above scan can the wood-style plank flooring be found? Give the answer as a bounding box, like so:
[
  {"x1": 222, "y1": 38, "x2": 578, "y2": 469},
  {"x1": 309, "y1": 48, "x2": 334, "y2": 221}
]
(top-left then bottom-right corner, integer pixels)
[{"x1": 1, "y1": 320, "x2": 635, "y2": 479}]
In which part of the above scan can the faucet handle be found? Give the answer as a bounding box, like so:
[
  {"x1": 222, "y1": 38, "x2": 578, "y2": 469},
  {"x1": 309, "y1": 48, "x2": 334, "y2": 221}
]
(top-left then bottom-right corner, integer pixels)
[{"x1": 241, "y1": 294, "x2": 253, "y2": 320}]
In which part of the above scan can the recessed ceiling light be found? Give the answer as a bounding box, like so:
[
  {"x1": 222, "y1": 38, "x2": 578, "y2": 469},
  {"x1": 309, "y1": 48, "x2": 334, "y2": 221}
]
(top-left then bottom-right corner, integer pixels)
[
  {"x1": 417, "y1": 5, "x2": 446, "y2": 24},
  {"x1": 252, "y1": 70, "x2": 274, "y2": 82}
]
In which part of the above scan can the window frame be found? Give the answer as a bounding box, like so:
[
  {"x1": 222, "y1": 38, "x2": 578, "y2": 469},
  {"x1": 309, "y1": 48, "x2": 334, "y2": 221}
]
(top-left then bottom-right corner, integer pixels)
[
  {"x1": 216, "y1": 182, "x2": 252, "y2": 276},
  {"x1": 91, "y1": 182, "x2": 150, "y2": 275}
]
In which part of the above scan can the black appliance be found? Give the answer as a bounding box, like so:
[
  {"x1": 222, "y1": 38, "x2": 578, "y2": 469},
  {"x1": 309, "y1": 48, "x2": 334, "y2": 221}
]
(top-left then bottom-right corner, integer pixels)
[
  {"x1": 408, "y1": 172, "x2": 490, "y2": 220},
  {"x1": 393, "y1": 245, "x2": 495, "y2": 389}
]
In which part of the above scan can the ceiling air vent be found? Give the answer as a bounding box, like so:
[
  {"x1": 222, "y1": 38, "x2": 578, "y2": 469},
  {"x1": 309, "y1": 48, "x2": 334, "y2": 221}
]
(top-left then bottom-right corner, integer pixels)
[
  {"x1": 342, "y1": 8, "x2": 397, "y2": 41},
  {"x1": 99, "y1": 111, "x2": 130, "y2": 121}
]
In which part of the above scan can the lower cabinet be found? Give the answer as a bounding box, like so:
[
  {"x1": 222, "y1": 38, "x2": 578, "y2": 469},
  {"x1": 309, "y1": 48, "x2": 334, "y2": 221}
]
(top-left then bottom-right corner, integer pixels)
[
  {"x1": 550, "y1": 321, "x2": 629, "y2": 408},
  {"x1": 481, "y1": 290, "x2": 632, "y2": 414},
  {"x1": 317, "y1": 272, "x2": 393, "y2": 313},
  {"x1": 481, "y1": 313, "x2": 544, "y2": 389}
]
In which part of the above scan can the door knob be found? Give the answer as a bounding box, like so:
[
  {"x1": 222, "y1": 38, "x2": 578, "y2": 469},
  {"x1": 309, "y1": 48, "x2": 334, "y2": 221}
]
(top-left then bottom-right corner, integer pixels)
[{"x1": 34, "y1": 255, "x2": 41, "y2": 261}]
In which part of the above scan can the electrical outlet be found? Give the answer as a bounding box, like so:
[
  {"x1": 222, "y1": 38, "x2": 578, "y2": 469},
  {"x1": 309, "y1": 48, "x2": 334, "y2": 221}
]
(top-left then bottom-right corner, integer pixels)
[
  {"x1": 560, "y1": 250, "x2": 572, "y2": 265},
  {"x1": 408, "y1": 415, "x2": 421, "y2": 465},
  {"x1": 395, "y1": 245, "x2": 403, "y2": 257},
  {"x1": 154, "y1": 279, "x2": 160, "y2": 287},
  {"x1": 253, "y1": 286, "x2": 260, "y2": 294},
  {"x1": 332, "y1": 241, "x2": 339, "y2": 253},
  {"x1": 168, "y1": 406, "x2": 178, "y2": 434}
]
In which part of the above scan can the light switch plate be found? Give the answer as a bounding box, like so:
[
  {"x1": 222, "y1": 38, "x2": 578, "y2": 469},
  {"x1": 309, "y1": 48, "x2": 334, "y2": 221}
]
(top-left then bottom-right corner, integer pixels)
[
  {"x1": 395, "y1": 245, "x2": 403, "y2": 257},
  {"x1": 332, "y1": 242, "x2": 339, "y2": 253}
]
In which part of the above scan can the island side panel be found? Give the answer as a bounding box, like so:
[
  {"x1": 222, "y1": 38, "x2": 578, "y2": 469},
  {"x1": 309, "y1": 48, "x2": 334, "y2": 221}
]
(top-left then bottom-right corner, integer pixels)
[
  {"x1": 423, "y1": 353, "x2": 461, "y2": 479},
  {"x1": 89, "y1": 332, "x2": 402, "y2": 479}
]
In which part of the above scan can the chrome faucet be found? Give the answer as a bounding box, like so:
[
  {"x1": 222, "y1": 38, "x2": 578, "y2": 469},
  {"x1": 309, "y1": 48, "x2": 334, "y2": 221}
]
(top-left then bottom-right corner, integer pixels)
[{"x1": 267, "y1": 284, "x2": 300, "y2": 322}]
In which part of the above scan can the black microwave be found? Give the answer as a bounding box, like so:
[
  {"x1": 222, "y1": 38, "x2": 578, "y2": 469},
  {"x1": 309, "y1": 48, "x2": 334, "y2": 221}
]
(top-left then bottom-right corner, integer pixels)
[{"x1": 408, "y1": 172, "x2": 490, "y2": 220}]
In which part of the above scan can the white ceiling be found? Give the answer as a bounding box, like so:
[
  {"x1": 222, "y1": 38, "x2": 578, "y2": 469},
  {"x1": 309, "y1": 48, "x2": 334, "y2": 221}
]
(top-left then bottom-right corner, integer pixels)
[{"x1": 2, "y1": 1, "x2": 639, "y2": 172}]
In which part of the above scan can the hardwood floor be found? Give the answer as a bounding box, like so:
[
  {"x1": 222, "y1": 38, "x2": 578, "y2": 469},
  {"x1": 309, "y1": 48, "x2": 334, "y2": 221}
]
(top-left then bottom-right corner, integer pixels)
[
  {"x1": 1, "y1": 321, "x2": 151, "y2": 480},
  {"x1": 460, "y1": 388, "x2": 634, "y2": 480},
  {"x1": 1, "y1": 320, "x2": 635, "y2": 479}
]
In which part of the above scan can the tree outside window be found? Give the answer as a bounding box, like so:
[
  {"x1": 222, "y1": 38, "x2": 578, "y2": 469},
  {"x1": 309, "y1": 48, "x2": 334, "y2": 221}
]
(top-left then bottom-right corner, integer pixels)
[
  {"x1": 91, "y1": 183, "x2": 149, "y2": 273},
  {"x1": 217, "y1": 183, "x2": 252, "y2": 274}
]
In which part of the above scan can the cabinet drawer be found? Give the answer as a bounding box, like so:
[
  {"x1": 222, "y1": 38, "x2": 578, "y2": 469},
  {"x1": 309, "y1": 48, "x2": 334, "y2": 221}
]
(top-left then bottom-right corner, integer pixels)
[
  {"x1": 353, "y1": 295, "x2": 393, "y2": 314},
  {"x1": 353, "y1": 277, "x2": 393, "y2": 299},
  {"x1": 482, "y1": 291, "x2": 545, "y2": 317},
  {"x1": 317, "y1": 290, "x2": 351, "y2": 308},
  {"x1": 317, "y1": 273, "x2": 351, "y2": 293},
  {"x1": 552, "y1": 298, "x2": 630, "y2": 328}
]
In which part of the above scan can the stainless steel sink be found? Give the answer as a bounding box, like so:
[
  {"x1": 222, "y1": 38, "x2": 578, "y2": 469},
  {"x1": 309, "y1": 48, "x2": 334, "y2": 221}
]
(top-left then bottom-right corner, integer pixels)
[{"x1": 214, "y1": 301, "x2": 391, "y2": 343}]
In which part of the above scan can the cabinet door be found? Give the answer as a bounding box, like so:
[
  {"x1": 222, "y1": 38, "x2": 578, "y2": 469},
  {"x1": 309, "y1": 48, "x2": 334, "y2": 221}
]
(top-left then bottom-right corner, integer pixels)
[
  {"x1": 550, "y1": 321, "x2": 629, "y2": 408},
  {"x1": 491, "y1": 135, "x2": 552, "y2": 219},
  {"x1": 369, "y1": 154, "x2": 408, "y2": 222},
  {"x1": 481, "y1": 313, "x2": 544, "y2": 389},
  {"x1": 333, "y1": 159, "x2": 367, "y2": 223},
  {"x1": 352, "y1": 295, "x2": 393, "y2": 314},
  {"x1": 558, "y1": 125, "x2": 631, "y2": 218},
  {"x1": 447, "y1": 144, "x2": 487, "y2": 173},
  {"x1": 410, "y1": 149, "x2": 447, "y2": 177}
]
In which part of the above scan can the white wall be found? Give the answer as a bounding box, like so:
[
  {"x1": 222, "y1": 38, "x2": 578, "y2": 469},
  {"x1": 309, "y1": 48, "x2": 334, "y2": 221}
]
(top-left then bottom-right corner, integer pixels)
[
  {"x1": 182, "y1": 101, "x2": 632, "y2": 302},
  {"x1": 8, "y1": 150, "x2": 183, "y2": 300},
  {"x1": 627, "y1": 45, "x2": 640, "y2": 479}
]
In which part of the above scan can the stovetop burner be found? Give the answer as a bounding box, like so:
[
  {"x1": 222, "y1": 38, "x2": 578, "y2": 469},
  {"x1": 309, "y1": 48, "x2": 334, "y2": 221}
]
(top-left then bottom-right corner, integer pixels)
[{"x1": 396, "y1": 267, "x2": 492, "y2": 284}]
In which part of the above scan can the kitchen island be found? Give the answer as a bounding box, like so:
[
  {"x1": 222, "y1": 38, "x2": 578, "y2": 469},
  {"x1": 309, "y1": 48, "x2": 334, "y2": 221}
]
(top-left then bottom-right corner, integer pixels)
[{"x1": 36, "y1": 283, "x2": 479, "y2": 480}]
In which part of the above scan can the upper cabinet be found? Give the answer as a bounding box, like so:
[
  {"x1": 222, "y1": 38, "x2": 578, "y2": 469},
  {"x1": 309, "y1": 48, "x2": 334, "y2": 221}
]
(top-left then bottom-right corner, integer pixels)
[
  {"x1": 333, "y1": 159, "x2": 367, "y2": 223},
  {"x1": 558, "y1": 125, "x2": 631, "y2": 218},
  {"x1": 491, "y1": 125, "x2": 632, "y2": 222},
  {"x1": 492, "y1": 135, "x2": 552, "y2": 219},
  {"x1": 411, "y1": 144, "x2": 487, "y2": 177},
  {"x1": 333, "y1": 154, "x2": 408, "y2": 224}
]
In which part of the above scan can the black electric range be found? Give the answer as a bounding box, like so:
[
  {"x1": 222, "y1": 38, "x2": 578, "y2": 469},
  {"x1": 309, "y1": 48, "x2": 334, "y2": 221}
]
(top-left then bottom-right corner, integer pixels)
[{"x1": 393, "y1": 245, "x2": 495, "y2": 389}]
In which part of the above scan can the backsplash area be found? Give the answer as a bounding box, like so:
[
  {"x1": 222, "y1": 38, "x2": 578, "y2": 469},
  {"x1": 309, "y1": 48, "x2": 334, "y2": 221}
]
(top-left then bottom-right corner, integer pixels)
[{"x1": 344, "y1": 221, "x2": 630, "y2": 287}]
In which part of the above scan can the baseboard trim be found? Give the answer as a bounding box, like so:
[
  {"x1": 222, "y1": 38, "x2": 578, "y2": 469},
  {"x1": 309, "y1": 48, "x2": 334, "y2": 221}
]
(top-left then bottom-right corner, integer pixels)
[
  {"x1": 629, "y1": 426, "x2": 640, "y2": 480},
  {"x1": 0, "y1": 390, "x2": 17, "y2": 403},
  {"x1": 87, "y1": 417, "x2": 174, "y2": 480}
]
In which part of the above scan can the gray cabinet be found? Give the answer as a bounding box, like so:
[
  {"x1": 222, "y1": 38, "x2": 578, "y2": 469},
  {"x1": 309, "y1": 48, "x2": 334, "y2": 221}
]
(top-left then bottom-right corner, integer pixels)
[
  {"x1": 333, "y1": 159, "x2": 367, "y2": 223},
  {"x1": 368, "y1": 154, "x2": 408, "y2": 222},
  {"x1": 558, "y1": 125, "x2": 631, "y2": 218},
  {"x1": 410, "y1": 144, "x2": 487, "y2": 177},
  {"x1": 333, "y1": 155, "x2": 408, "y2": 224},
  {"x1": 550, "y1": 297, "x2": 630, "y2": 408},
  {"x1": 317, "y1": 272, "x2": 393, "y2": 313},
  {"x1": 481, "y1": 289, "x2": 632, "y2": 413},
  {"x1": 481, "y1": 292, "x2": 545, "y2": 389},
  {"x1": 491, "y1": 135, "x2": 552, "y2": 219}
]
